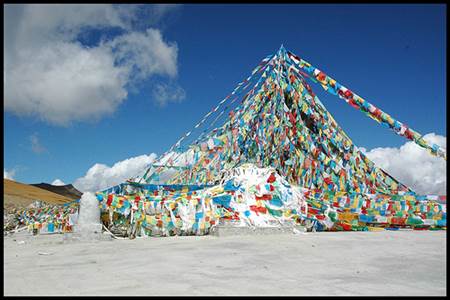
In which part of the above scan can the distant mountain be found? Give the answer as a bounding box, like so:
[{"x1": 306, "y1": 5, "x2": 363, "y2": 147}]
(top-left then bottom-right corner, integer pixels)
[
  {"x1": 30, "y1": 183, "x2": 82, "y2": 200},
  {"x1": 4, "y1": 179, "x2": 74, "y2": 211}
]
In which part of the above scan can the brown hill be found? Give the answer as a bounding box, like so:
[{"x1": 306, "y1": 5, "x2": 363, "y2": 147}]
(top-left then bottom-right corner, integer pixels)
[
  {"x1": 3, "y1": 179, "x2": 74, "y2": 211},
  {"x1": 30, "y1": 183, "x2": 82, "y2": 200}
]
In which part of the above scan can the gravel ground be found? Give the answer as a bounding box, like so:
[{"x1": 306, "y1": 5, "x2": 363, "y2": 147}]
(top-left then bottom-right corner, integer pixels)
[{"x1": 3, "y1": 230, "x2": 446, "y2": 296}]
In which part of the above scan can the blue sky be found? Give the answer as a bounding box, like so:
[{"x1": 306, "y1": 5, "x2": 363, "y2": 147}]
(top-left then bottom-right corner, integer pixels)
[{"x1": 4, "y1": 4, "x2": 446, "y2": 188}]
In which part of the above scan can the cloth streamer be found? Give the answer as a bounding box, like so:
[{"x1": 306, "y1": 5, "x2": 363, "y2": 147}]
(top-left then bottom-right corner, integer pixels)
[{"x1": 9, "y1": 46, "x2": 446, "y2": 237}]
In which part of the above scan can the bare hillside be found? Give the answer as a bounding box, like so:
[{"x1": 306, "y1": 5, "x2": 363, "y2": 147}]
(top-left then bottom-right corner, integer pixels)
[
  {"x1": 30, "y1": 183, "x2": 82, "y2": 200},
  {"x1": 4, "y1": 179, "x2": 73, "y2": 211}
]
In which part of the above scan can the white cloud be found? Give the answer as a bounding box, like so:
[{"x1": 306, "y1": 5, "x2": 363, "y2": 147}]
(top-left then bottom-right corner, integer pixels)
[
  {"x1": 4, "y1": 4, "x2": 183, "y2": 126},
  {"x1": 148, "y1": 149, "x2": 195, "y2": 182},
  {"x1": 52, "y1": 179, "x2": 66, "y2": 186},
  {"x1": 158, "y1": 149, "x2": 196, "y2": 167},
  {"x1": 4, "y1": 169, "x2": 16, "y2": 180},
  {"x1": 151, "y1": 82, "x2": 186, "y2": 106},
  {"x1": 73, "y1": 153, "x2": 158, "y2": 192},
  {"x1": 6, "y1": 42, "x2": 129, "y2": 125},
  {"x1": 30, "y1": 133, "x2": 47, "y2": 154},
  {"x1": 362, "y1": 133, "x2": 447, "y2": 195},
  {"x1": 108, "y1": 28, "x2": 179, "y2": 80}
]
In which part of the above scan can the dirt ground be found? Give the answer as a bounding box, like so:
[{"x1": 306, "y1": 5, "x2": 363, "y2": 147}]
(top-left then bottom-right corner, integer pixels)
[{"x1": 3, "y1": 230, "x2": 446, "y2": 296}]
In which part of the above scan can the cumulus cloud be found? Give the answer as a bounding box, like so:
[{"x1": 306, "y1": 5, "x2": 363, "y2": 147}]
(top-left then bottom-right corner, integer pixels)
[
  {"x1": 361, "y1": 133, "x2": 447, "y2": 195},
  {"x1": 73, "y1": 153, "x2": 158, "y2": 192},
  {"x1": 4, "y1": 169, "x2": 16, "y2": 180},
  {"x1": 51, "y1": 179, "x2": 66, "y2": 186},
  {"x1": 6, "y1": 42, "x2": 129, "y2": 125},
  {"x1": 4, "y1": 4, "x2": 183, "y2": 126},
  {"x1": 146, "y1": 149, "x2": 195, "y2": 182},
  {"x1": 30, "y1": 133, "x2": 47, "y2": 154},
  {"x1": 157, "y1": 149, "x2": 196, "y2": 167},
  {"x1": 109, "y1": 28, "x2": 179, "y2": 80}
]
